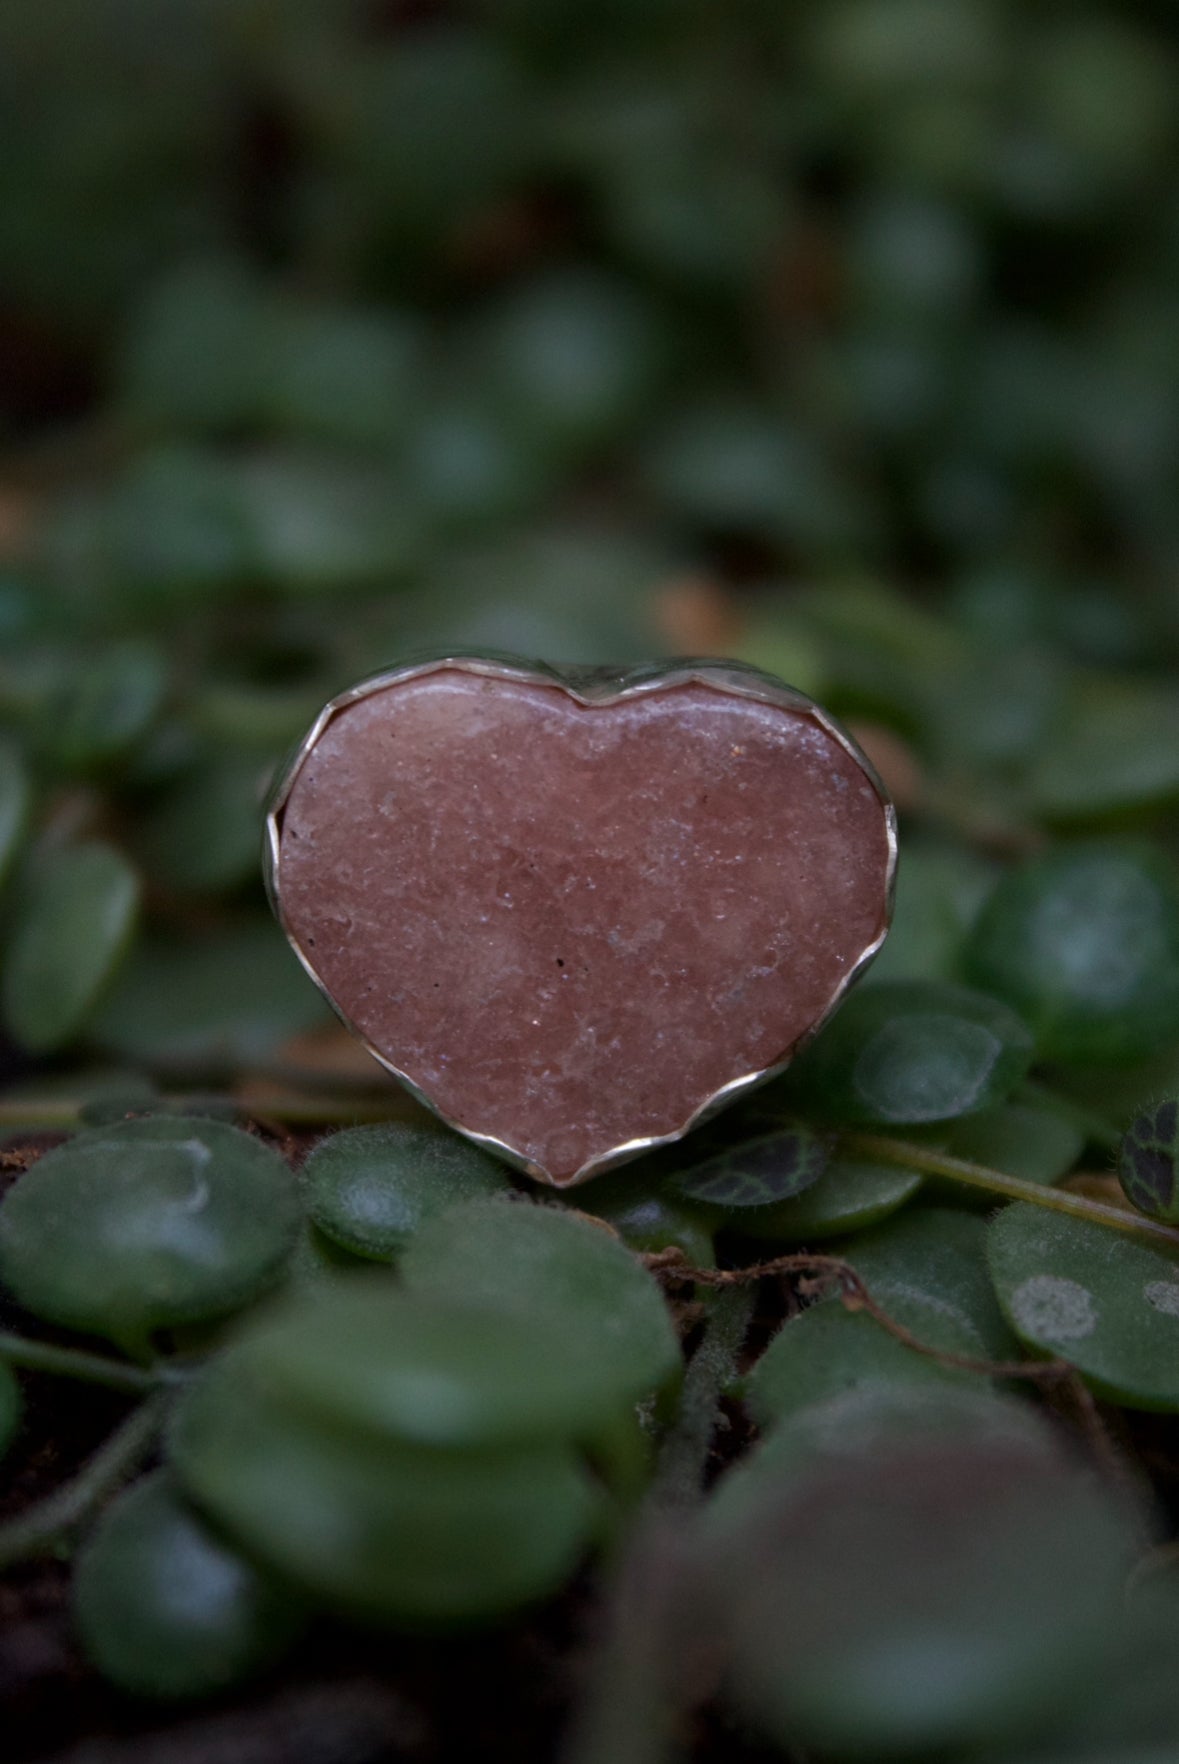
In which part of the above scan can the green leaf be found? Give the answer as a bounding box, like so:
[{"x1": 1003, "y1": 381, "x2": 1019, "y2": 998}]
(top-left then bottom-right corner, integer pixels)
[
  {"x1": 727, "y1": 1155, "x2": 922, "y2": 1243},
  {"x1": 285, "y1": 1222, "x2": 372, "y2": 1290},
  {"x1": 1118, "y1": 1099, "x2": 1179, "y2": 1221},
  {"x1": 303, "y1": 1123, "x2": 511, "y2": 1262},
  {"x1": 844, "y1": 1204, "x2": 1019, "y2": 1358},
  {"x1": 263, "y1": 300, "x2": 424, "y2": 449},
  {"x1": 103, "y1": 447, "x2": 251, "y2": 607},
  {"x1": 170, "y1": 1348, "x2": 600, "y2": 1623},
  {"x1": 0, "y1": 1116, "x2": 300, "y2": 1354},
  {"x1": 717, "y1": 1414, "x2": 1141, "y2": 1757},
  {"x1": 209, "y1": 1278, "x2": 653, "y2": 1451},
  {"x1": 90, "y1": 924, "x2": 329, "y2": 1075},
  {"x1": 74, "y1": 1470, "x2": 303, "y2": 1698},
  {"x1": 1, "y1": 841, "x2": 140, "y2": 1052},
  {"x1": 988, "y1": 1202, "x2": 1179, "y2": 1409},
  {"x1": 932, "y1": 1100, "x2": 1084, "y2": 1186},
  {"x1": 39, "y1": 640, "x2": 167, "y2": 774},
  {"x1": 746, "y1": 1294, "x2": 981, "y2": 1432},
  {"x1": 964, "y1": 844, "x2": 1179, "y2": 1064},
  {"x1": 782, "y1": 980, "x2": 1034, "y2": 1125},
  {"x1": 574, "y1": 1178, "x2": 716, "y2": 1266},
  {"x1": 400, "y1": 1199, "x2": 681, "y2": 1411},
  {"x1": 238, "y1": 454, "x2": 422, "y2": 595},
  {"x1": 1028, "y1": 679, "x2": 1179, "y2": 818},
  {"x1": 863, "y1": 842, "x2": 995, "y2": 985},
  {"x1": 133, "y1": 750, "x2": 270, "y2": 894},
  {"x1": 407, "y1": 396, "x2": 554, "y2": 530},
  {"x1": 672, "y1": 1125, "x2": 828, "y2": 1210},
  {"x1": 708, "y1": 1385, "x2": 1054, "y2": 1546},
  {"x1": 479, "y1": 270, "x2": 666, "y2": 456},
  {"x1": 640, "y1": 399, "x2": 857, "y2": 551}
]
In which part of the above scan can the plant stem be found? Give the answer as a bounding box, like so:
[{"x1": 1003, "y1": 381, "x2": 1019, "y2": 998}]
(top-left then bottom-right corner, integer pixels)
[
  {"x1": 843, "y1": 1132, "x2": 1179, "y2": 1253},
  {"x1": 0, "y1": 1332, "x2": 171, "y2": 1394},
  {"x1": 562, "y1": 1283, "x2": 756, "y2": 1764},
  {"x1": 0, "y1": 1392, "x2": 169, "y2": 1569},
  {"x1": 651, "y1": 1282, "x2": 755, "y2": 1510},
  {"x1": 0, "y1": 1098, "x2": 81, "y2": 1129},
  {"x1": 0, "y1": 1087, "x2": 408, "y2": 1132}
]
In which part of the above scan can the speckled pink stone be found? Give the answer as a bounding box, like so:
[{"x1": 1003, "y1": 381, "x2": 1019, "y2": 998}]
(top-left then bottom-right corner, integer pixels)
[{"x1": 274, "y1": 669, "x2": 891, "y2": 1184}]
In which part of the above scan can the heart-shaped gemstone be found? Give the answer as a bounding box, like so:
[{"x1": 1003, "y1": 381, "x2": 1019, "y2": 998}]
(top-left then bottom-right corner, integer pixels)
[{"x1": 266, "y1": 657, "x2": 894, "y2": 1186}]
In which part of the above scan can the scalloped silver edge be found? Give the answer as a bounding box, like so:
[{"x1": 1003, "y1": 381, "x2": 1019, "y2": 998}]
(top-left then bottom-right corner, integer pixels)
[{"x1": 263, "y1": 651, "x2": 898, "y2": 1188}]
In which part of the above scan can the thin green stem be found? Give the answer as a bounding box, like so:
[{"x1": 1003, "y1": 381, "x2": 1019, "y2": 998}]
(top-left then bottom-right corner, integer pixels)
[
  {"x1": 0, "y1": 1099, "x2": 82, "y2": 1129},
  {"x1": 651, "y1": 1283, "x2": 755, "y2": 1510},
  {"x1": 561, "y1": 1283, "x2": 756, "y2": 1764},
  {"x1": 0, "y1": 1392, "x2": 169, "y2": 1569},
  {"x1": 242, "y1": 1091, "x2": 409, "y2": 1127},
  {"x1": 0, "y1": 1087, "x2": 408, "y2": 1132},
  {"x1": 0, "y1": 1332, "x2": 172, "y2": 1394},
  {"x1": 843, "y1": 1133, "x2": 1179, "y2": 1253}
]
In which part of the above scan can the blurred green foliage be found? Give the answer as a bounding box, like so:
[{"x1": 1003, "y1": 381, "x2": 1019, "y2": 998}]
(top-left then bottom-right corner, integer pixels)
[{"x1": 0, "y1": 0, "x2": 1178, "y2": 1068}]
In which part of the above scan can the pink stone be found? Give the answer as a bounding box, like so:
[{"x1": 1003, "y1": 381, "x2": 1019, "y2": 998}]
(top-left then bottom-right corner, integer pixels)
[{"x1": 268, "y1": 661, "x2": 894, "y2": 1186}]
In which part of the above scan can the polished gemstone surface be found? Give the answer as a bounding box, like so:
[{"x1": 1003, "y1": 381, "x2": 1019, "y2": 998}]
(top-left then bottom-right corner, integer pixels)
[{"x1": 273, "y1": 666, "x2": 892, "y2": 1184}]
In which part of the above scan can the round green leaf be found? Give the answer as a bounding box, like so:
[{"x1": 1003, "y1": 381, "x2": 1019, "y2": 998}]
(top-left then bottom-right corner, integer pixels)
[
  {"x1": 672, "y1": 1126, "x2": 828, "y2": 1211},
  {"x1": 575, "y1": 1183, "x2": 715, "y2": 1266},
  {"x1": 264, "y1": 301, "x2": 424, "y2": 449},
  {"x1": 74, "y1": 1471, "x2": 303, "y2": 1698},
  {"x1": 844, "y1": 1205, "x2": 1019, "y2": 1358},
  {"x1": 933, "y1": 1100, "x2": 1084, "y2": 1187},
  {"x1": 134, "y1": 751, "x2": 270, "y2": 894},
  {"x1": 90, "y1": 925, "x2": 329, "y2": 1075},
  {"x1": 964, "y1": 845, "x2": 1179, "y2": 1065},
  {"x1": 400, "y1": 1199, "x2": 681, "y2": 1409},
  {"x1": 480, "y1": 270, "x2": 664, "y2": 455},
  {"x1": 783, "y1": 981, "x2": 1034, "y2": 1125},
  {"x1": 1119, "y1": 1100, "x2": 1179, "y2": 1221},
  {"x1": 285, "y1": 1222, "x2": 372, "y2": 1289},
  {"x1": 988, "y1": 1202, "x2": 1179, "y2": 1409},
  {"x1": 103, "y1": 447, "x2": 250, "y2": 606},
  {"x1": 1028, "y1": 681, "x2": 1179, "y2": 819},
  {"x1": 408, "y1": 395, "x2": 554, "y2": 531},
  {"x1": 728, "y1": 1155, "x2": 922, "y2": 1243},
  {"x1": 863, "y1": 842, "x2": 994, "y2": 986},
  {"x1": 719, "y1": 1421, "x2": 1138, "y2": 1757},
  {"x1": 171, "y1": 1355, "x2": 599, "y2": 1623},
  {"x1": 303, "y1": 1123, "x2": 511, "y2": 1262},
  {"x1": 40, "y1": 641, "x2": 167, "y2": 775},
  {"x1": 746, "y1": 1294, "x2": 981, "y2": 1432},
  {"x1": 239, "y1": 454, "x2": 422, "y2": 596},
  {"x1": 1, "y1": 841, "x2": 140, "y2": 1053},
  {"x1": 233, "y1": 1277, "x2": 665, "y2": 1449},
  {"x1": 0, "y1": 1116, "x2": 301, "y2": 1353},
  {"x1": 708, "y1": 1384, "x2": 1055, "y2": 1547},
  {"x1": 640, "y1": 400, "x2": 853, "y2": 550}
]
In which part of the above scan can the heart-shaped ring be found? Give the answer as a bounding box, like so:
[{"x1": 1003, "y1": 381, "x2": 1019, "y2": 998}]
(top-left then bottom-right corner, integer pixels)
[{"x1": 265, "y1": 653, "x2": 896, "y2": 1186}]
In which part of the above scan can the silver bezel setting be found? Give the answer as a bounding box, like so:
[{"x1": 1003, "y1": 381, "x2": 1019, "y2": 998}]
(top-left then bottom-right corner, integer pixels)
[{"x1": 264, "y1": 652, "x2": 898, "y2": 1187}]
